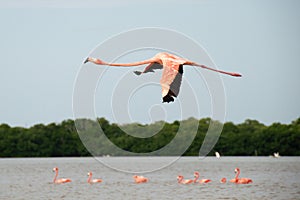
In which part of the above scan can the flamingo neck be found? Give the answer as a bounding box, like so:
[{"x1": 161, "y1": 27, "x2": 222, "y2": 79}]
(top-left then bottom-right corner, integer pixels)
[
  {"x1": 87, "y1": 174, "x2": 92, "y2": 183},
  {"x1": 106, "y1": 59, "x2": 154, "y2": 67},
  {"x1": 193, "y1": 174, "x2": 199, "y2": 183},
  {"x1": 178, "y1": 176, "x2": 183, "y2": 183},
  {"x1": 53, "y1": 171, "x2": 58, "y2": 183},
  {"x1": 235, "y1": 170, "x2": 240, "y2": 180}
]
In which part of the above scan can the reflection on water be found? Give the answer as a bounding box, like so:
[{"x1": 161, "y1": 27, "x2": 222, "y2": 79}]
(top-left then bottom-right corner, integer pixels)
[{"x1": 1, "y1": 157, "x2": 300, "y2": 199}]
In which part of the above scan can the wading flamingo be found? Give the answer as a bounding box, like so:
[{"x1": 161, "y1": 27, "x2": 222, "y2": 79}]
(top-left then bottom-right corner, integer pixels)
[
  {"x1": 133, "y1": 175, "x2": 148, "y2": 183},
  {"x1": 84, "y1": 52, "x2": 242, "y2": 103},
  {"x1": 220, "y1": 177, "x2": 227, "y2": 183},
  {"x1": 230, "y1": 168, "x2": 253, "y2": 184},
  {"x1": 87, "y1": 172, "x2": 102, "y2": 184},
  {"x1": 193, "y1": 171, "x2": 211, "y2": 183},
  {"x1": 52, "y1": 167, "x2": 71, "y2": 184},
  {"x1": 177, "y1": 175, "x2": 194, "y2": 184}
]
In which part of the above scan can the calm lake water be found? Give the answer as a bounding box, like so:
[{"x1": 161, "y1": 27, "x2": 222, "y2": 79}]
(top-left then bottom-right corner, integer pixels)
[{"x1": 1, "y1": 157, "x2": 299, "y2": 200}]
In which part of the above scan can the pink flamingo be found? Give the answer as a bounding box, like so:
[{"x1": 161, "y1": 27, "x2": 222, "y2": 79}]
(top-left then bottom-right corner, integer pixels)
[
  {"x1": 230, "y1": 168, "x2": 253, "y2": 184},
  {"x1": 87, "y1": 172, "x2": 102, "y2": 184},
  {"x1": 133, "y1": 175, "x2": 148, "y2": 183},
  {"x1": 220, "y1": 177, "x2": 227, "y2": 183},
  {"x1": 177, "y1": 175, "x2": 194, "y2": 184},
  {"x1": 84, "y1": 52, "x2": 241, "y2": 103},
  {"x1": 52, "y1": 167, "x2": 71, "y2": 184},
  {"x1": 193, "y1": 171, "x2": 211, "y2": 184}
]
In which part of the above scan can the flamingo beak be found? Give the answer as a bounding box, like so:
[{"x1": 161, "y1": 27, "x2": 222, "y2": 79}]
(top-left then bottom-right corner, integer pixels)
[{"x1": 83, "y1": 57, "x2": 89, "y2": 64}]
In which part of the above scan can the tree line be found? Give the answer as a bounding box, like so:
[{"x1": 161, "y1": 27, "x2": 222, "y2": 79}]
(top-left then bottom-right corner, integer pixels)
[{"x1": 0, "y1": 117, "x2": 299, "y2": 157}]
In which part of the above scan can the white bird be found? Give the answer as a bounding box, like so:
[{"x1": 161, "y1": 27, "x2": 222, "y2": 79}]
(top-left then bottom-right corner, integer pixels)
[
  {"x1": 274, "y1": 152, "x2": 280, "y2": 158},
  {"x1": 215, "y1": 151, "x2": 221, "y2": 158}
]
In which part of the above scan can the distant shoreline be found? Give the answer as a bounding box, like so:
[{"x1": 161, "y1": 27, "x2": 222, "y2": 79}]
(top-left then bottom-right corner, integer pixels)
[{"x1": 1, "y1": 117, "x2": 299, "y2": 157}]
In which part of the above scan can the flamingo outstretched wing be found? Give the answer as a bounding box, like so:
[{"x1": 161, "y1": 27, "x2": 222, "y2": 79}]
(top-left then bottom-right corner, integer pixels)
[
  {"x1": 134, "y1": 62, "x2": 163, "y2": 75},
  {"x1": 160, "y1": 63, "x2": 183, "y2": 103},
  {"x1": 132, "y1": 55, "x2": 184, "y2": 103}
]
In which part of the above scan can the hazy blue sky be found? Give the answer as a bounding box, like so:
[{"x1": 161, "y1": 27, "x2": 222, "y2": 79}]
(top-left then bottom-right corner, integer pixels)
[{"x1": 0, "y1": 0, "x2": 299, "y2": 127}]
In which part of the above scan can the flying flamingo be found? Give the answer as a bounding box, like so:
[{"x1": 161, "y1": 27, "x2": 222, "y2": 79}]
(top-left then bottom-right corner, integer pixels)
[
  {"x1": 52, "y1": 167, "x2": 72, "y2": 184},
  {"x1": 230, "y1": 168, "x2": 253, "y2": 184},
  {"x1": 177, "y1": 175, "x2": 194, "y2": 184},
  {"x1": 87, "y1": 172, "x2": 102, "y2": 184},
  {"x1": 84, "y1": 52, "x2": 242, "y2": 103},
  {"x1": 193, "y1": 171, "x2": 211, "y2": 184},
  {"x1": 133, "y1": 175, "x2": 148, "y2": 183}
]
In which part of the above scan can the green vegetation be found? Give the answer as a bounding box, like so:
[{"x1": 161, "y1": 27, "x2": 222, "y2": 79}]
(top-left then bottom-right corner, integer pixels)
[{"x1": 0, "y1": 117, "x2": 299, "y2": 157}]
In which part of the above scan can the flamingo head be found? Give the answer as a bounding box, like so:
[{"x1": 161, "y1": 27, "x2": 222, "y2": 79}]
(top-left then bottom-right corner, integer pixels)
[
  {"x1": 235, "y1": 168, "x2": 240, "y2": 173},
  {"x1": 53, "y1": 167, "x2": 58, "y2": 172},
  {"x1": 87, "y1": 57, "x2": 106, "y2": 65},
  {"x1": 87, "y1": 172, "x2": 92, "y2": 176},
  {"x1": 177, "y1": 175, "x2": 183, "y2": 180},
  {"x1": 194, "y1": 171, "x2": 199, "y2": 177}
]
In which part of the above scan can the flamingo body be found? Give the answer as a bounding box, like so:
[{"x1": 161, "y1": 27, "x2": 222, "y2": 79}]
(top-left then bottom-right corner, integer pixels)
[
  {"x1": 133, "y1": 175, "x2": 148, "y2": 183},
  {"x1": 52, "y1": 167, "x2": 71, "y2": 184},
  {"x1": 177, "y1": 175, "x2": 194, "y2": 184},
  {"x1": 54, "y1": 178, "x2": 72, "y2": 184},
  {"x1": 230, "y1": 178, "x2": 237, "y2": 183},
  {"x1": 234, "y1": 178, "x2": 253, "y2": 184},
  {"x1": 193, "y1": 171, "x2": 211, "y2": 184},
  {"x1": 85, "y1": 52, "x2": 242, "y2": 103},
  {"x1": 197, "y1": 179, "x2": 211, "y2": 184},
  {"x1": 87, "y1": 172, "x2": 102, "y2": 184}
]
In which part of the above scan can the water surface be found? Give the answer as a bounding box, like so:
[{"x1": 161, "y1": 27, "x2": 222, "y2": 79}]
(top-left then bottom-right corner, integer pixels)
[{"x1": 1, "y1": 157, "x2": 299, "y2": 199}]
